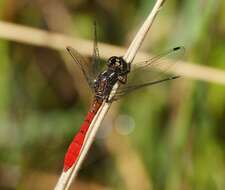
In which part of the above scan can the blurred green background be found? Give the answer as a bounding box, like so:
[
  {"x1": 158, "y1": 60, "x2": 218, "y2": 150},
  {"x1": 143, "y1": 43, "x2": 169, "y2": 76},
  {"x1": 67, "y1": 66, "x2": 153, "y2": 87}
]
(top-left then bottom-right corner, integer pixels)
[{"x1": 0, "y1": 0, "x2": 225, "y2": 189}]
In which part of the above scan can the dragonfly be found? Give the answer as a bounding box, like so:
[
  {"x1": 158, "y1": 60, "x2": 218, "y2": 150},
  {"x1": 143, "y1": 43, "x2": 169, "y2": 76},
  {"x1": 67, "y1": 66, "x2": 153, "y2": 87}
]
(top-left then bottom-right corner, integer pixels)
[{"x1": 63, "y1": 23, "x2": 184, "y2": 172}]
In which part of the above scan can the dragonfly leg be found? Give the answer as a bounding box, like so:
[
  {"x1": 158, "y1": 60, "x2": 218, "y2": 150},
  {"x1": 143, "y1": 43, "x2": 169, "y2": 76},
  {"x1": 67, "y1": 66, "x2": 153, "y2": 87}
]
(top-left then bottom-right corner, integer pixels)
[
  {"x1": 118, "y1": 75, "x2": 127, "y2": 84},
  {"x1": 106, "y1": 97, "x2": 114, "y2": 103}
]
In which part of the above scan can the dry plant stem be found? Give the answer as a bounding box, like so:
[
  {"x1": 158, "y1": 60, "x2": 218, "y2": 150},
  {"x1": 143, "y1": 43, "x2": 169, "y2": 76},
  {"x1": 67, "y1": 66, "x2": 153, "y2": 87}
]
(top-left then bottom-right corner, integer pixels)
[
  {"x1": 54, "y1": 0, "x2": 167, "y2": 189},
  {"x1": 124, "y1": 0, "x2": 165, "y2": 62},
  {"x1": 0, "y1": 21, "x2": 225, "y2": 85}
]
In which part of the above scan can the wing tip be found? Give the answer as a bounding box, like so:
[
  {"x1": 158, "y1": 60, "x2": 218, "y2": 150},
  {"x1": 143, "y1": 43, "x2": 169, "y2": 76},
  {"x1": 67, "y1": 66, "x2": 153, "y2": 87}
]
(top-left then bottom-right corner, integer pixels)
[
  {"x1": 173, "y1": 46, "x2": 185, "y2": 52},
  {"x1": 171, "y1": 76, "x2": 181, "y2": 80},
  {"x1": 66, "y1": 46, "x2": 72, "y2": 52}
]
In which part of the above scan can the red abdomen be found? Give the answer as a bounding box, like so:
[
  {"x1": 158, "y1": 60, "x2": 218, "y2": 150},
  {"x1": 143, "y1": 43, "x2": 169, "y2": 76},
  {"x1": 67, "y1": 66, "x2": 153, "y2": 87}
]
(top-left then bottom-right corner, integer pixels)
[{"x1": 63, "y1": 100, "x2": 102, "y2": 172}]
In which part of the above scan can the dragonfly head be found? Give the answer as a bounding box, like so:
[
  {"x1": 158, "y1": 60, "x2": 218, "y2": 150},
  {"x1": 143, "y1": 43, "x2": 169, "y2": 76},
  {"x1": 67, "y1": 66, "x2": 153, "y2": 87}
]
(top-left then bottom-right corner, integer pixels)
[{"x1": 107, "y1": 56, "x2": 128, "y2": 74}]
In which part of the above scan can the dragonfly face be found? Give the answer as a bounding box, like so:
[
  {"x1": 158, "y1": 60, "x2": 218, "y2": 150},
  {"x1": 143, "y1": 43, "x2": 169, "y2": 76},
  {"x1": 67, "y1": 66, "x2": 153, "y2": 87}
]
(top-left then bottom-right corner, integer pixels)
[{"x1": 107, "y1": 56, "x2": 130, "y2": 76}]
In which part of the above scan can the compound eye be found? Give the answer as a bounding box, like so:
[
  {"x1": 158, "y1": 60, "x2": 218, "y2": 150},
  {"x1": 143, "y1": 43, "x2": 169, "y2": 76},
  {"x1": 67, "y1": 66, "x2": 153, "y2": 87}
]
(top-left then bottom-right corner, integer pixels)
[
  {"x1": 107, "y1": 57, "x2": 114, "y2": 67},
  {"x1": 109, "y1": 57, "x2": 116, "y2": 63},
  {"x1": 117, "y1": 60, "x2": 123, "y2": 68}
]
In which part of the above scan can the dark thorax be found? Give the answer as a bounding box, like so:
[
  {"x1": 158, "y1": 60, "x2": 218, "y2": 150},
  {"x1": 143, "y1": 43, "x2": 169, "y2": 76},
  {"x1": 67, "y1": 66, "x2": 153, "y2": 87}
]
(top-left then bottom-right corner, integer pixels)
[{"x1": 94, "y1": 56, "x2": 130, "y2": 101}]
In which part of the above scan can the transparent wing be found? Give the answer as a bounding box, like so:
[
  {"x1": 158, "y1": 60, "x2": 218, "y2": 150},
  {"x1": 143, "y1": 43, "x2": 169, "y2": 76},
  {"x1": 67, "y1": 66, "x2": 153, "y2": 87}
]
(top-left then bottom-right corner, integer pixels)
[
  {"x1": 111, "y1": 76, "x2": 180, "y2": 101},
  {"x1": 110, "y1": 46, "x2": 185, "y2": 101},
  {"x1": 131, "y1": 46, "x2": 184, "y2": 74},
  {"x1": 66, "y1": 46, "x2": 95, "y2": 90},
  {"x1": 92, "y1": 21, "x2": 102, "y2": 77}
]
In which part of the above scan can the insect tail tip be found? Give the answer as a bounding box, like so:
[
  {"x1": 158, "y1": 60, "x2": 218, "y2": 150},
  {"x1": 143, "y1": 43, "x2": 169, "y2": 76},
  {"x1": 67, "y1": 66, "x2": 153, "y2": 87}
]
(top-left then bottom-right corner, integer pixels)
[{"x1": 63, "y1": 165, "x2": 69, "y2": 172}]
